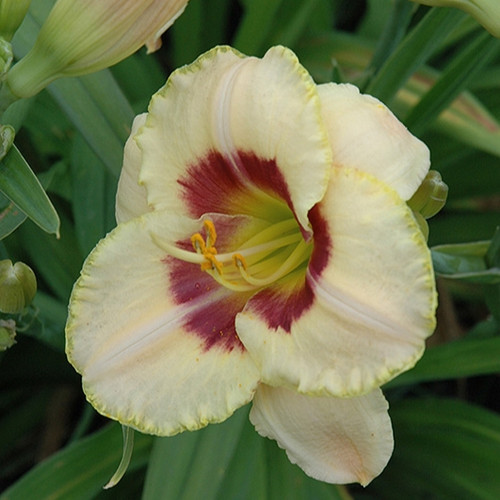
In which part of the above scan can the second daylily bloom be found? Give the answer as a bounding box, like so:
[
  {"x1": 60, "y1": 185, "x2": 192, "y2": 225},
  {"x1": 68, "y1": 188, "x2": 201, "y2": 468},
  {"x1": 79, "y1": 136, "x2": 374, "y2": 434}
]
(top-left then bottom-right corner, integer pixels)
[
  {"x1": 66, "y1": 46, "x2": 437, "y2": 485},
  {"x1": 4, "y1": 0, "x2": 188, "y2": 99}
]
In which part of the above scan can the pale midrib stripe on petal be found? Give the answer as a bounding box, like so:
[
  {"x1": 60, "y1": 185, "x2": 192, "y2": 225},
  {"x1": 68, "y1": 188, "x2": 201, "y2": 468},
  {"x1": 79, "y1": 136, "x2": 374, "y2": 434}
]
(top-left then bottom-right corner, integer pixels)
[
  {"x1": 213, "y1": 58, "x2": 254, "y2": 184},
  {"x1": 306, "y1": 269, "x2": 422, "y2": 345},
  {"x1": 84, "y1": 286, "x2": 234, "y2": 380}
]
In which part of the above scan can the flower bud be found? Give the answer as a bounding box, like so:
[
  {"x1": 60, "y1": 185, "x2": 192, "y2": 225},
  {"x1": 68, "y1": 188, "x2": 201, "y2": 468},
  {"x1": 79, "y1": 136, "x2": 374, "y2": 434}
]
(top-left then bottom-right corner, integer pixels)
[
  {"x1": 0, "y1": 319, "x2": 16, "y2": 351},
  {"x1": 4, "y1": 0, "x2": 189, "y2": 99},
  {"x1": 0, "y1": 37, "x2": 12, "y2": 80},
  {"x1": 411, "y1": 0, "x2": 500, "y2": 37},
  {"x1": 0, "y1": 0, "x2": 31, "y2": 42},
  {"x1": 0, "y1": 259, "x2": 37, "y2": 313},
  {"x1": 408, "y1": 170, "x2": 448, "y2": 219}
]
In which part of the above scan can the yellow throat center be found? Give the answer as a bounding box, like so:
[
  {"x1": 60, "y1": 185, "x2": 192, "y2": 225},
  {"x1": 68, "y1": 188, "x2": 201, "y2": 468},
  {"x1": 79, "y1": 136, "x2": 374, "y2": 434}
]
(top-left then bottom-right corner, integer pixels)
[{"x1": 153, "y1": 218, "x2": 312, "y2": 292}]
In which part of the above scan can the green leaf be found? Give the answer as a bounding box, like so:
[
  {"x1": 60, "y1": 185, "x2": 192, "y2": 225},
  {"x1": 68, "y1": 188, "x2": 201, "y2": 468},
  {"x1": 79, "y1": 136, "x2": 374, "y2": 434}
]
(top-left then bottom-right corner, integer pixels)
[
  {"x1": 0, "y1": 424, "x2": 153, "y2": 500},
  {"x1": 431, "y1": 241, "x2": 500, "y2": 284},
  {"x1": 385, "y1": 334, "x2": 500, "y2": 388},
  {"x1": 48, "y1": 73, "x2": 133, "y2": 177},
  {"x1": 143, "y1": 406, "x2": 247, "y2": 500},
  {"x1": 358, "y1": 0, "x2": 396, "y2": 39},
  {"x1": 268, "y1": 0, "x2": 322, "y2": 49},
  {"x1": 371, "y1": 398, "x2": 500, "y2": 500},
  {"x1": 16, "y1": 213, "x2": 83, "y2": 302},
  {"x1": 428, "y1": 212, "x2": 500, "y2": 246},
  {"x1": 71, "y1": 135, "x2": 117, "y2": 256},
  {"x1": 142, "y1": 429, "x2": 200, "y2": 500},
  {"x1": 366, "y1": 7, "x2": 466, "y2": 104},
  {"x1": 485, "y1": 227, "x2": 500, "y2": 320},
  {"x1": 24, "y1": 291, "x2": 67, "y2": 351},
  {"x1": 486, "y1": 226, "x2": 500, "y2": 268},
  {"x1": 0, "y1": 145, "x2": 59, "y2": 236},
  {"x1": 143, "y1": 408, "x2": 349, "y2": 500},
  {"x1": 0, "y1": 190, "x2": 26, "y2": 239},
  {"x1": 362, "y1": 0, "x2": 417, "y2": 86},
  {"x1": 217, "y1": 416, "x2": 267, "y2": 499},
  {"x1": 0, "y1": 390, "x2": 50, "y2": 465},
  {"x1": 233, "y1": 0, "x2": 284, "y2": 55},
  {"x1": 111, "y1": 52, "x2": 165, "y2": 109},
  {"x1": 406, "y1": 31, "x2": 500, "y2": 135},
  {"x1": 170, "y1": 0, "x2": 204, "y2": 68}
]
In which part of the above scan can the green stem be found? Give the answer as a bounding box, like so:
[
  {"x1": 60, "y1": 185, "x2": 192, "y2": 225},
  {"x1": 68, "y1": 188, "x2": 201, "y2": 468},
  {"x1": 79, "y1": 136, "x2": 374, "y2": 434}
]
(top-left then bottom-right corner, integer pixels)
[{"x1": 0, "y1": 81, "x2": 19, "y2": 117}]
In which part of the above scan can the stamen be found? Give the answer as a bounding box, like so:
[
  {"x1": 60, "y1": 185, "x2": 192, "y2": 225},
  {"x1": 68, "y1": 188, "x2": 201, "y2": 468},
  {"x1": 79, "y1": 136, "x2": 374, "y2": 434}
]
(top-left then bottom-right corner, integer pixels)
[
  {"x1": 151, "y1": 232, "x2": 205, "y2": 264},
  {"x1": 189, "y1": 220, "x2": 223, "y2": 272},
  {"x1": 201, "y1": 253, "x2": 224, "y2": 275},
  {"x1": 152, "y1": 217, "x2": 310, "y2": 292}
]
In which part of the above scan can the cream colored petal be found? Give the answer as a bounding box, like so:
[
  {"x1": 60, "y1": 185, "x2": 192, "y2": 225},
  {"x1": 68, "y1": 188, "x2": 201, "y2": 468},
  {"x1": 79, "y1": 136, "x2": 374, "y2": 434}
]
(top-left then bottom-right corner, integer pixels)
[
  {"x1": 318, "y1": 83, "x2": 430, "y2": 201},
  {"x1": 137, "y1": 45, "x2": 331, "y2": 234},
  {"x1": 116, "y1": 113, "x2": 150, "y2": 224},
  {"x1": 66, "y1": 211, "x2": 260, "y2": 436},
  {"x1": 250, "y1": 385, "x2": 393, "y2": 486},
  {"x1": 236, "y1": 167, "x2": 437, "y2": 397}
]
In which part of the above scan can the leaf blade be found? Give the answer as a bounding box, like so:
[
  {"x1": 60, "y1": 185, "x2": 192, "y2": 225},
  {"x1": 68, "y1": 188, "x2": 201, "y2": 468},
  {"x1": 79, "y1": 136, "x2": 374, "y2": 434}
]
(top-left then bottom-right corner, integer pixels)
[{"x1": 0, "y1": 145, "x2": 59, "y2": 236}]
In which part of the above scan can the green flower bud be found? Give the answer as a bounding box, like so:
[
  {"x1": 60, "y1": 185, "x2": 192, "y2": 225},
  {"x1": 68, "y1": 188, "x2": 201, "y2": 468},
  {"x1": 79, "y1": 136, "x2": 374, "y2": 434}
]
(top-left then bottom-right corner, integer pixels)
[
  {"x1": 0, "y1": 37, "x2": 12, "y2": 79},
  {"x1": 0, "y1": 318, "x2": 16, "y2": 351},
  {"x1": 0, "y1": 259, "x2": 37, "y2": 313},
  {"x1": 408, "y1": 170, "x2": 449, "y2": 219},
  {"x1": 4, "y1": 0, "x2": 188, "y2": 100},
  {"x1": 0, "y1": 0, "x2": 31, "y2": 42},
  {"x1": 0, "y1": 124, "x2": 14, "y2": 159},
  {"x1": 411, "y1": 0, "x2": 500, "y2": 38}
]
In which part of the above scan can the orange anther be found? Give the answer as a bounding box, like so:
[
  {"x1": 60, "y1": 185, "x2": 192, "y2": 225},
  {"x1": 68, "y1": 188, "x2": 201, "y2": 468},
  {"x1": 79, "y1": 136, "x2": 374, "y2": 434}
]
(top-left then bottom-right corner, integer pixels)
[
  {"x1": 203, "y1": 220, "x2": 218, "y2": 248},
  {"x1": 191, "y1": 233, "x2": 206, "y2": 253}
]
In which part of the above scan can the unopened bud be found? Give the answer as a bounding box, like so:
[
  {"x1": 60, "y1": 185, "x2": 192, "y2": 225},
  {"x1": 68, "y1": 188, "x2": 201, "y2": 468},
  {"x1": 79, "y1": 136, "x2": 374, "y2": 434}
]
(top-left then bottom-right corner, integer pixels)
[
  {"x1": 408, "y1": 170, "x2": 448, "y2": 219},
  {"x1": 0, "y1": 318, "x2": 16, "y2": 350},
  {"x1": 4, "y1": 0, "x2": 188, "y2": 99},
  {"x1": 0, "y1": 260, "x2": 37, "y2": 313},
  {"x1": 0, "y1": 0, "x2": 32, "y2": 42}
]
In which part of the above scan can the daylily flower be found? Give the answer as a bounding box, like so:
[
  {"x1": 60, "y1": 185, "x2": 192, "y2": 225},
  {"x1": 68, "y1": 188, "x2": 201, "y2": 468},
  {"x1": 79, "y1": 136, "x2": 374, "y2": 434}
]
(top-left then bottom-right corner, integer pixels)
[
  {"x1": 4, "y1": 0, "x2": 188, "y2": 99},
  {"x1": 66, "y1": 46, "x2": 437, "y2": 485},
  {"x1": 411, "y1": 0, "x2": 500, "y2": 37}
]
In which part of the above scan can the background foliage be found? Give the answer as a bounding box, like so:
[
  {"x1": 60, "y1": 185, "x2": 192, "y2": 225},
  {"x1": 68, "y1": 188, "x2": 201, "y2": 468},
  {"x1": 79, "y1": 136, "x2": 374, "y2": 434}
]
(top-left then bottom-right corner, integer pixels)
[{"x1": 1, "y1": 0, "x2": 499, "y2": 498}]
